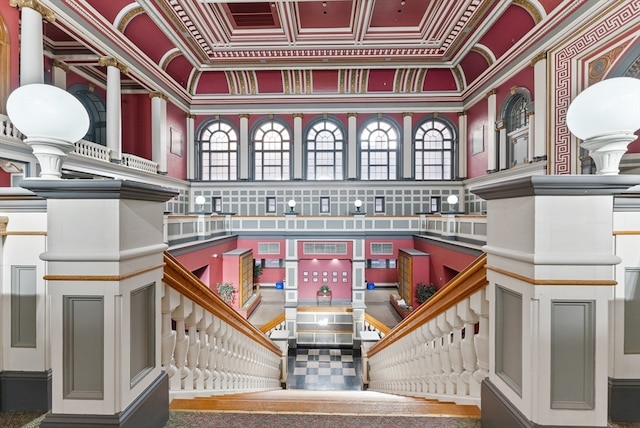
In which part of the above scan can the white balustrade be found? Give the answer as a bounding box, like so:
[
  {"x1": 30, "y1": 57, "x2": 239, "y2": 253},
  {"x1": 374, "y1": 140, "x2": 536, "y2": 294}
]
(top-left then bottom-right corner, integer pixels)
[
  {"x1": 73, "y1": 139, "x2": 112, "y2": 162},
  {"x1": 161, "y1": 283, "x2": 282, "y2": 400},
  {"x1": 367, "y1": 286, "x2": 489, "y2": 406},
  {"x1": 121, "y1": 152, "x2": 159, "y2": 173}
]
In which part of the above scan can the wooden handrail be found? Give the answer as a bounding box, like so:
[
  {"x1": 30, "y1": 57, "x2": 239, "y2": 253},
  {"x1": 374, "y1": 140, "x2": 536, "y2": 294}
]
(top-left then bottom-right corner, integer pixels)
[
  {"x1": 163, "y1": 251, "x2": 281, "y2": 355},
  {"x1": 364, "y1": 313, "x2": 390, "y2": 336},
  {"x1": 367, "y1": 253, "x2": 487, "y2": 357},
  {"x1": 259, "y1": 312, "x2": 286, "y2": 334}
]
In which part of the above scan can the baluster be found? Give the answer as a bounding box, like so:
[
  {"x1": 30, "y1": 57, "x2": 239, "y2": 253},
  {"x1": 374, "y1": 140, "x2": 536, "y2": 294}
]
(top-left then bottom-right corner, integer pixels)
[
  {"x1": 446, "y1": 306, "x2": 465, "y2": 397},
  {"x1": 429, "y1": 321, "x2": 444, "y2": 394},
  {"x1": 195, "y1": 311, "x2": 211, "y2": 391},
  {"x1": 457, "y1": 297, "x2": 479, "y2": 397},
  {"x1": 208, "y1": 317, "x2": 222, "y2": 390},
  {"x1": 186, "y1": 308, "x2": 203, "y2": 391},
  {"x1": 471, "y1": 288, "x2": 489, "y2": 395},
  {"x1": 161, "y1": 286, "x2": 179, "y2": 389},
  {"x1": 436, "y1": 314, "x2": 455, "y2": 395},
  {"x1": 172, "y1": 297, "x2": 192, "y2": 390}
]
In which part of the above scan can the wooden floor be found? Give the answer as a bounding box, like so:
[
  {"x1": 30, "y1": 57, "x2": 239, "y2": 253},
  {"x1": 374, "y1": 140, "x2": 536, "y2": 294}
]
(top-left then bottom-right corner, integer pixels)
[{"x1": 170, "y1": 390, "x2": 481, "y2": 418}]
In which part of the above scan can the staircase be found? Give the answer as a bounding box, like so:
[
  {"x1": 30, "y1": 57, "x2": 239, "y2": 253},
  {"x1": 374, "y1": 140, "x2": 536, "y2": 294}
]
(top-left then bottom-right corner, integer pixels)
[{"x1": 296, "y1": 307, "x2": 354, "y2": 346}]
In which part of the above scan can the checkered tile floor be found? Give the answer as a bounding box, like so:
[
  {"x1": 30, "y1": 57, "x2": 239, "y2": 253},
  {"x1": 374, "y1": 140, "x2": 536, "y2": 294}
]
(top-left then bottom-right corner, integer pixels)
[{"x1": 287, "y1": 348, "x2": 362, "y2": 391}]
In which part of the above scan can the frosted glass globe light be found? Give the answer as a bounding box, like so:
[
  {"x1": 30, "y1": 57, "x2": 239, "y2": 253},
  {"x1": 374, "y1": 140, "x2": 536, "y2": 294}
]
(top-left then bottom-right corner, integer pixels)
[
  {"x1": 6, "y1": 83, "x2": 90, "y2": 179},
  {"x1": 566, "y1": 77, "x2": 640, "y2": 175},
  {"x1": 354, "y1": 199, "x2": 362, "y2": 212},
  {"x1": 446, "y1": 194, "x2": 459, "y2": 205},
  {"x1": 195, "y1": 195, "x2": 206, "y2": 205}
]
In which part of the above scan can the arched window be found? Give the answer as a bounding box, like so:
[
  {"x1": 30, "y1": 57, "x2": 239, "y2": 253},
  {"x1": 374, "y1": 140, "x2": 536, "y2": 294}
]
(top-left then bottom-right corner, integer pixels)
[
  {"x1": 253, "y1": 119, "x2": 290, "y2": 180},
  {"x1": 502, "y1": 89, "x2": 531, "y2": 168},
  {"x1": 414, "y1": 117, "x2": 456, "y2": 180},
  {"x1": 359, "y1": 117, "x2": 399, "y2": 180},
  {"x1": 305, "y1": 117, "x2": 345, "y2": 180},
  {"x1": 197, "y1": 119, "x2": 238, "y2": 181},
  {"x1": 68, "y1": 84, "x2": 107, "y2": 146}
]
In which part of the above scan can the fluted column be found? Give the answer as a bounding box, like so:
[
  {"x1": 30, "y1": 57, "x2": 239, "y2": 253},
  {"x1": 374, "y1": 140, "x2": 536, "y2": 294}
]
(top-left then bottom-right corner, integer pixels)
[
  {"x1": 239, "y1": 114, "x2": 249, "y2": 180},
  {"x1": 497, "y1": 120, "x2": 507, "y2": 170},
  {"x1": 402, "y1": 112, "x2": 413, "y2": 179},
  {"x1": 11, "y1": 0, "x2": 53, "y2": 85},
  {"x1": 532, "y1": 52, "x2": 548, "y2": 161},
  {"x1": 486, "y1": 89, "x2": 497, "y2": 173},
  {"x1": 186, "y1": 114, "x2": 196, "y2": 180},
  {"x1": 51, "y1": 59, "x2": 68, "y2": 90},
  {"x1": 99, "y1": 57, "x2": 127, "y2": 162},
  {"x1": 457, "y1": 111, "x2": 468, "y2": 179},
  {"x1": 149, "y1": 91, "x2": 168, "y2": 174},
  {"x1": 293, "y1": 113, "x2": 303, "y2": 179},
  {"x1": 347, "y1": 113, "x2": 357, "y2": 179}
]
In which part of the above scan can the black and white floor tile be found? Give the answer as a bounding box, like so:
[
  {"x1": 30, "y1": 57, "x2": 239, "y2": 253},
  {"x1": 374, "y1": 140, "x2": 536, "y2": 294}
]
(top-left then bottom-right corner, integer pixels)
[{"x1": 287, "y1": 348, "x2": 362, "y2": 391}]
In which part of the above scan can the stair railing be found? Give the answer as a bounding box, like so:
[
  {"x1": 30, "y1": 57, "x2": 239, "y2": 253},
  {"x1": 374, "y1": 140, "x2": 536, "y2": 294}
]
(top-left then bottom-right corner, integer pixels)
[
  {"x1": 163, "y1": 252, "x2": 283, "y2": 399},
  {"x1": 367, "y1": 253, "x2": 489, "y2": 406}
]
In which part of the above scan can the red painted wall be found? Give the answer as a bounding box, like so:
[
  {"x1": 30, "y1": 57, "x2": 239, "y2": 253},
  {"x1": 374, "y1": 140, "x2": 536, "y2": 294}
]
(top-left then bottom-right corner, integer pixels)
[
  {"x1": 236, "y1": 238, "x2": 286, "y2": 285},
  {"x1": 298, "y1": 258, "x2": 352, "y2": 300},
  {"x1": 364, "y1": 237, "x2": 413, "y2": 285},
  {"x1": 167, "y1": 102, "x2": 187, "y2": 180},
  {"x1": 413, "y1": 238, "x2": 480, "y2": 289},
  {"x1": 172, "y1": 237, "x2": 238, "y2": 289},
  {"x1": 122, "y1": 93, "x2": 152, "y2": 158}
]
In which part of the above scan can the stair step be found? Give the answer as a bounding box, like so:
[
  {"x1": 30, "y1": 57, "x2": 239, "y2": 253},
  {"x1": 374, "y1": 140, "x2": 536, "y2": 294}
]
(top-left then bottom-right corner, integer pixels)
[{"x1": 170, "y1": 390, "x2": 481, "y2": 418}]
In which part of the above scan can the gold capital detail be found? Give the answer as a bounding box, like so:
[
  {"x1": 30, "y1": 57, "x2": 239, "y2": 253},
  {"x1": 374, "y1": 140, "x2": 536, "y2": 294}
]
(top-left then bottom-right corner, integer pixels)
[
  {"x1": 238, "y1": 114, "x2": 250, "y2": 119},
  {"x1": 52, "y1": 59, "x2": 69, "y2": 72},
  {"x1": 458, "y1": 111, "x2": 467, "y2": 117},
  {"x1": 10, "y1": 0, "x2": 54, "y2": 22},
  {"x1": 292, "y1": 113, "x2": 304, "y2": 119},
  {"x1": 486, "y1": 88, "x2": 497, "y2": 97},
  {"x1": 98, "y1": 57, "x2": 129, "y2": 74},
  {"x1": 402, "y1": 112, "x2": 413, "y2": 118},
  {"x1": 149, "y1": 91, "x2": 168, "y2": 101},
  {"x1": 530, "y1": 52, "x2": 547, "y2": 66},
  {"x1": 347, "y1": 112, "x2": 357, "y2": 118}
]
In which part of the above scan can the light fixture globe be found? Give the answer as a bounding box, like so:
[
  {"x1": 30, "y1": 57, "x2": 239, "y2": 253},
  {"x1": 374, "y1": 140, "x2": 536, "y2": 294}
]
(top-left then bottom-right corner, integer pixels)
[
  {"x1": 195, "y1": 195, "x2": 206, "y2": 205},
  {"x1": 288, "y1": 199, "x2": 296, "y2": 213},
  {"x1": 354, "y1": 199, "x2": 362, "y2": 213},
  {"x1": 7, "y1": 83, "x2": 90, "y2": 179},
  {"x1": 566, "y1": 77, "x2": 640, "y2": 175},
  {"x1": 446, "y1": 194, "x2": 458, "y2": 205}
]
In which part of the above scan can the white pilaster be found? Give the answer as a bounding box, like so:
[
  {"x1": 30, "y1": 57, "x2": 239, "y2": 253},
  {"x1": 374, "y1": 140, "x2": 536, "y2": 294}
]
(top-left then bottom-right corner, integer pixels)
[
  {"x1": 532, "y1": 53, "x2": 548, "y2": 160},
  {"x1": 402, "y1": 112, "x2": 413, "y2": 179},
  {"x1": 239, "y1": 114, "x2": 249, "y2": 180},
  {"x1": 186, "y1": 114, "x2": 195, "y2": 180},
  {"x1": 14, "y1": 1, "x2": 51, "y2": 85},
  {"x1": 99, "y1": 58, "x2": 126, "y2": 162},
  {"x1": 458, "y1": 111, "x2": 468, "y2": 178},
  {"x1": 293, "y1": 113, "x2": 303, "y2": 179},
  {"x1": 51, "y1": 60, "x2": 68, "y2": 90},
  {"x1": 347, "y1": 113, "x2": 357, "y2": 179},
  {"x1": 486, "y1": 89, "x2": 497, "y2": 172},
  {"x1": 150, "y1": 92, "x2": 168, "y2": 174}
]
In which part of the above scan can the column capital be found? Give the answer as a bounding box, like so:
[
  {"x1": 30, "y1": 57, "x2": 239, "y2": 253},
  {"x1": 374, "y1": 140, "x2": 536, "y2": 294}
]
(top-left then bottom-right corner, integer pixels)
[
  {"x1": 98, "y1": 57, "x2": 129, "y2": 74},
  {"x1": 52, "y1": 59, "x2": 69, "y2": 73},
  {"x1": 402, "y1": 112, "x2": 413, "y2": 118},
  {"x1": 486, "y1": 88, "x2": 497, "y2": 97},
  {"x1": 292, "y1": 113, "x2": 304, "y2": 118},
  {"x1": 347, "y1": 112, "x2": 357, "y2": 118},
  {"x1": 238, "y1": 113, "x2": 250, "y2": 119},
  {"x1": 186, "y1": 113, "x2": 196, "y2": 120},
  {"x1": 530, "y1": 51, "x2": 547, "y2": 66},
  {"x1": 457, "y1": 111, "x2": 467, "y2": 117},
  {"x1": 149, "y1": 91, "x2": 168, "y2": 101},
  {"x1": 10, "y1": 0, "x2": 54, "y2": 22}
]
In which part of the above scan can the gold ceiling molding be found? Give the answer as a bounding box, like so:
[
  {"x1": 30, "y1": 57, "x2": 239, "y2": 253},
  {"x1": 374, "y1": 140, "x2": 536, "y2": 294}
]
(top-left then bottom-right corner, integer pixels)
[
  {"x1": 189, "y1": 70, "x2": 201, "y2": 95},
  {"x1": 512, "y1": 0, "x2": 542, "y2": 24},
  {"x1": 471, "y1": 45, "x2": 494, "y2": 66},
  {"x1": 224, "y1": 71, "x2": 236, "y2": 95},
  {"x1": 160, "y1": 50, "x2": 182, "y2": 71},
  {"x1": 588, "y1": 43, "x2": 629, "y2": 85},
  {"x1": 10, "y1": 0, "x2": 54, "y2": 23},
  {"x1": 116, "y1": 6, "x2": 144, "y2": 33}
]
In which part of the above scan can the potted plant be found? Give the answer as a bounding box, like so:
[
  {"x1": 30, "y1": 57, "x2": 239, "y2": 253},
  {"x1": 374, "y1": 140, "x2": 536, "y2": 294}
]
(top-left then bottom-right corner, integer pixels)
[
  {"x1": 216, "y1": 282, "x2": 236, "y2": 305},
  {"x1": 416, "y1": 282, "x2": 437, "y2": 304},
  {"x1": 253, "y1": 263, "x2": 263, "y2": 291},
  {"x1": 319, "y1": 284, "x2": 331, "y2": 294}
]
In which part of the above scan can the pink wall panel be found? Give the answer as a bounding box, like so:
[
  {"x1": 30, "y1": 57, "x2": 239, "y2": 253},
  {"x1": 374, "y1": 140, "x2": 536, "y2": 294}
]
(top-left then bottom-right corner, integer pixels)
[
  {"x1": 423, "y1": 68, "x2": 459, "y2": 91},
  {"x1": 312, "y1": 70, "x2": 339, "y2": 93},
  {"x1": 195, "y1": 71, "x2": 231, "y2": 94},
  {"x1": 367, "y1": 69, "x2": 396, "y2": 92},
  {"x1": 122, "y1": 94, "x2": 152, "y2": 159},
  {"x1": 466, "y1": 96, "x2": 489, "y2": 179},
  {"x1": 256, "y1": 70, "x2": 284, "y2": 93},
  {"x1": 172, "y1": 238, "x2": 238, "y2": 290},
  {"x1": 413, "y1": 238, "x2": 479, "y2": 289},
  {"x1": 298, "y1": 258, "x2": 352, "y2": 300},
  {"x1": 165, "y1": 55, "x2": 193, "y2": 90},
  {"x1": 167, "y1": 102, "x2": 187, "y2": 179},
  {"x1": 459, "y1": 51, "x2": 490, "y2": 87},
  {"x1": 478, "y1": 5, "x2": 535, "y2": 60}
]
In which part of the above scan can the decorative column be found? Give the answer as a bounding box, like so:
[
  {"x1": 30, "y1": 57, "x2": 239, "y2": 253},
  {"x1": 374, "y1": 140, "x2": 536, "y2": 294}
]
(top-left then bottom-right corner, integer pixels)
[
  {"x1": 51, "y1": 59, "x2": 68, "y2": 90},
  {"x1": 22, "y1": 179, "x2": 178, "y2": 428},
  {"x1": 458, "y1": 111, "x2": 468, "y2": 179},
  {"x1": 496, "y1": 120, "x2": 507, "y2": 170},
  {"x1": 186, "y1": 114, "x2": 196, "y2": 180},
  {"x1": 99, "y1": 57, "x2": 128, "y2": 162},
  {"x1": 292, "y1": 113, "x2": 304, "y2": 179},
  {"x1": 473, "y1": 175, "x2": 639, "y2": 428},
  {"x1": 486, "y1": 89, "x2": 497, "y2": 173},
  {"x1": 347, "y1": 113, "x2": 357, "y2": 179},
  {"x1": 531, "y1": 52, "x2": 547, "y2": 162},
  {"x1": 402, "y1": 112, "x2": 413, "y2": 179},
  {"x1": 11, "y1": 0, "x2": 53, "y2": 85},
  {"x1": 239, "y1": 114, "x2": 249, "y2": 180},
  {"x1": 149, "y1": 91, "x2": 168, "y2": 174}
]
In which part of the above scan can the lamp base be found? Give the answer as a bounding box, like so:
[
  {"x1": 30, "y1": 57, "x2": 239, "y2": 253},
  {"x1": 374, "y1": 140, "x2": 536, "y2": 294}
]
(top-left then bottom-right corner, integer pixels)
[
  {"x1": 24, "y1": 137, "x2": 76, "y2": 179},
  {"x1": 580, "y1": 133, "x2": 637, "y2": 175}
]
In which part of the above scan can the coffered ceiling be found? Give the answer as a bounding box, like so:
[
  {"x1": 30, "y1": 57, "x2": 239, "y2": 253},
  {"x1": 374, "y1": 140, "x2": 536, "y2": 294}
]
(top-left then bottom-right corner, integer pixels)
[{"x1": 42, "y1": 0, "x2": 582, "y2": 110}]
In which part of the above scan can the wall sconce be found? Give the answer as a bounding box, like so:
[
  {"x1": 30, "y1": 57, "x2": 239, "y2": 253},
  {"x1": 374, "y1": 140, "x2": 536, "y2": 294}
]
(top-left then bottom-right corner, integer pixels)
[
  {"x1": 354, "y1": 199, "x2": 363, "y2": 213},
  {"x1": 288, "y1": 199, "x2": 296, "y2": 213},
  {"x1": 195, "y1": 195, "x2": 206, "y2": 212},
  {"x1": 566, "y1": 77, "x2": 640, "y2": 175},
  {"x1": 446, "y1": 194, "x2": 459, "y2": 212},
  {"x1": 7, "y1": 83, "x2": 89, "y2": 179}
]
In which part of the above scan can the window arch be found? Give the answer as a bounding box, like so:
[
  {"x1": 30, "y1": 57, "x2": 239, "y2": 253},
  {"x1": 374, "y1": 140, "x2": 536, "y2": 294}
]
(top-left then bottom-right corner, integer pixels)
[
  {"x1": 359, "y1": 117, "x2": 400, "y2": 180},
  {"x1": 501, "y1": 88, "x2": 531, "y2": 168},
  {"x1": 68, "y1": 84, "x2": 107, "y2": 146},
  {"x1": 305, "y1": 117, "x2": 345, "y2": 180},
  {"x1": 197, "y1": 119, "x2": 238, "y2": 181},
  {"x1": 253, "y1": 118, "x2": 291, "y2": 181},
  {"x1": 414, "y1": 116, "x2": 456, "y2": 180}
]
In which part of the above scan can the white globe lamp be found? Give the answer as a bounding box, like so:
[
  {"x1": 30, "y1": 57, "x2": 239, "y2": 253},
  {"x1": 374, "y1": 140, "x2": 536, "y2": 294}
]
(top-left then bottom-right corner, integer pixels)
[
  {"x1": 288, "y1": 199, "x2": 296, "y2": 213},
  {"x1": 354, "y1": 199, "x2": 363, "y2": 213},
  {"x1": 6, "y1": 83, "x2": 90, "y2": 179},
  {"x1": 195, "y1": 195, "x2": 206, "y2": 211},
  {"x1": 566, "y1": 77, "x2": 640, "y2": 175}
]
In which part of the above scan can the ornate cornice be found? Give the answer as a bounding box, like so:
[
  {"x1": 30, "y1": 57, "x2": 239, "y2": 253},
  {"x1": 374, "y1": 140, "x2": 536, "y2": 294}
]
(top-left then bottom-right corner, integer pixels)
[
  {"x1": 98, "y1": 57, "x2": 129, "y2": 74},
  {"x1": 513, "y1": 0, "x2": 542, "y2": 24},
  {"x1": 10, "y1": 0, "x2": 54, "y2": 23}
]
